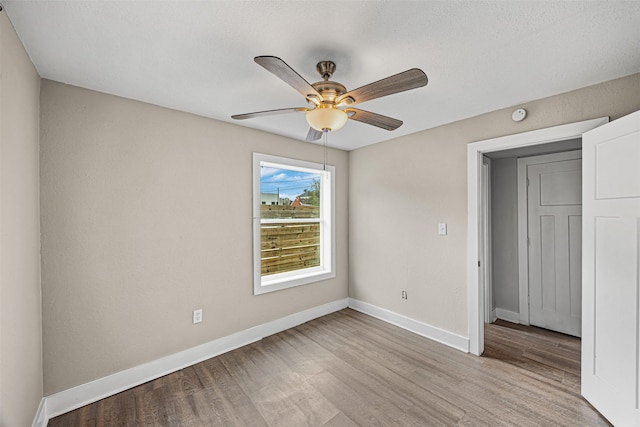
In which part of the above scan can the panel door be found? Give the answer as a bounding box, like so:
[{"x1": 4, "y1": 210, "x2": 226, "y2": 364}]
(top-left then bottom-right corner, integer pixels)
[
  {"x1": 528, "y1": 158, "x2": 582, "y2": 337},
  {"x1": 582, "y1": 110, "x2": 640, "y2": 426}
]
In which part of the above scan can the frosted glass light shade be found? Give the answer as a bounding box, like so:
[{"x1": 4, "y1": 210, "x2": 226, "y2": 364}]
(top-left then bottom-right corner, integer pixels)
[{"x1": 306, "y1": 107, "x2": 348, "y2": 132}]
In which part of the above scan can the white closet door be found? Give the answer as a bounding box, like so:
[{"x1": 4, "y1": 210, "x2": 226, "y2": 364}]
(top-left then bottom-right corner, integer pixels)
[{"x1": 581, "y1": 110, "x2": 640, "y2": 426}]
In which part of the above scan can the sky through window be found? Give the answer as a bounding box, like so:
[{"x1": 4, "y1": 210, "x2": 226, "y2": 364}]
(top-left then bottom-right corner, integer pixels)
[{"x1": 260, "y1": 166, "x2": 320, "y2": 202}]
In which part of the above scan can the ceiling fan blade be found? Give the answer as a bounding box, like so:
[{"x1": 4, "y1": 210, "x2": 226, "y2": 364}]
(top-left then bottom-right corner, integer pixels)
[
  {"x1": 306, "y1": 127, "x2": 323, "y2": 142},
  {"x1": 337, "y1": 68, "x2": 427, "y2": 106},
  {"x1": 231, "y1": 107, "x2": 308, "y2": 120},
  {"x1": 254, "y1": 56, "x2": 322, "y2": 100},
  {"x1": 345, "y1": 108, "x2": 403, "y2": 131}
]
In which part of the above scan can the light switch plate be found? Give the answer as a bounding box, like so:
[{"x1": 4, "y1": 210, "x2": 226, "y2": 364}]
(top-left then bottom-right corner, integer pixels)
[
  {"x1": 193, "y1": 309, "x2": 203, "y2": 324},
  {"x1": 438, "y1": 223, "x2": 447, "y2": 236}
]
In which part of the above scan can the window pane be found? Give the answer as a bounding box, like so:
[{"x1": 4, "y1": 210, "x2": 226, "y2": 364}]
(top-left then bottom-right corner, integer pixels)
[
  {"x1": 261, "y1": 222, "x2": 320, "y2": 276},
  {"x1": 260, "y1": 164, "x2": 322, "y2": 276},
  {"x1": 260, "y1": 166, "x2": 320, "y2": 218}
]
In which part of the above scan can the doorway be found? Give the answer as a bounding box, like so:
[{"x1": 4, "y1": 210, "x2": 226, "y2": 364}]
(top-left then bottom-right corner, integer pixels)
[
  {"x1": 466, "y1": 117, "x2": 608, "y2": 356},
  {"x1": 485, "y1": 147, "x2": 583, "y2": 337}
]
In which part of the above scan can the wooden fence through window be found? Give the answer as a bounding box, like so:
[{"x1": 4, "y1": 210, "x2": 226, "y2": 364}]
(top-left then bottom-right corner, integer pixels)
[{"x1": 260, "y1": 205, "x2": 320, "y2": 276}]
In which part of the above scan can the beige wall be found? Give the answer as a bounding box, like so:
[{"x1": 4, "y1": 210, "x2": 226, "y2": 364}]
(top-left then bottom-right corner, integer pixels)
[
  {"x1": 39, "y1": 80, "x2": 349, "y2": 395},
  {"x1": 349, "y1": 73, "x2": 640, "y2": 337},
  {"x1": 0, "y1": 12, "x2": 43, "y2": 426}
]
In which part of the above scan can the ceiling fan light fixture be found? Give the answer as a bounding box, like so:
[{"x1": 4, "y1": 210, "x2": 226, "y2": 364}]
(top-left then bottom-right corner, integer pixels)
[
  {"x1": 233, "y1": 56, "x2": 428, "y2": 140},
  {"x1": 306, "y1": 105, "x2": 348, "y2": 132}
]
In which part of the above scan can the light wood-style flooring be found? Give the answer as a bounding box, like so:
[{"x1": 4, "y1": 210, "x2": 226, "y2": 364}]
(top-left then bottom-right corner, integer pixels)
[{"x1": 48, "y1": 309, "x2": 610, "y2": 426}]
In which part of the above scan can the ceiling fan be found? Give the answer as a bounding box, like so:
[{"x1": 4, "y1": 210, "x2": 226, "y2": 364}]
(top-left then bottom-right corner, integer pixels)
[{"x1": 232, "y1": 56, "x2": 428, "y2": 142}]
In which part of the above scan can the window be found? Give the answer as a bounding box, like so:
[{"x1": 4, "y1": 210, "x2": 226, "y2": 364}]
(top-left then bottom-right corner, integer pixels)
[{"x1": 253, "y1": 153, "x2": 335, "y2": 295}]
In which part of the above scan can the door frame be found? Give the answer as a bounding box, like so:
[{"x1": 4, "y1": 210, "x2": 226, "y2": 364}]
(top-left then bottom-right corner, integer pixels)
[
  {"x1": 481, "y1": 156, "x2": 493, "y2": 323},
  {"x1": 467, "y1": 116, "x2": 608, "y2": 356},
  {"x1": 516, "y1": 150, "x2": 583, "y2": 326}
]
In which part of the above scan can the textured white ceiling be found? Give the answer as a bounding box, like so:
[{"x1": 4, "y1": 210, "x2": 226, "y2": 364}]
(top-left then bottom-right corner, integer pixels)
[{"x1": 3, "y1": 1, "x2": 639, "y2": 150}]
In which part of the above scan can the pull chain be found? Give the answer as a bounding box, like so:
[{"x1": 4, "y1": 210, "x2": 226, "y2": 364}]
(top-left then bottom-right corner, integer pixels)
[{"x1": 323, "y1": 129, "x2": 328, "y2": 171}]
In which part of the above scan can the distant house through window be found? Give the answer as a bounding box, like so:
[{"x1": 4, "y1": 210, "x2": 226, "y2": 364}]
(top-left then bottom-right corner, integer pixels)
[
  {"x1": 253, "y1": 153, "x2": 335, "y2": 295},
  {"x1": 260, "y1": 191, "x2": 289, "y2": 206}
]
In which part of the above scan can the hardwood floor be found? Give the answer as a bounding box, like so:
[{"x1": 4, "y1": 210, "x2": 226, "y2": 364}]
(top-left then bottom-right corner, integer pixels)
[
  {"x1": 48, "y1": 309, "x2": 610, "y2": 426},
  {"x1": 484, "y1": 320, "x2": 582, "y2": 391}
]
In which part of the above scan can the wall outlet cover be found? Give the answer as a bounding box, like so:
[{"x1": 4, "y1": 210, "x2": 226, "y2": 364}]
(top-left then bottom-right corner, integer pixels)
[{"x1": 193, "y1": 309, "x2": 203, "y2": 324}]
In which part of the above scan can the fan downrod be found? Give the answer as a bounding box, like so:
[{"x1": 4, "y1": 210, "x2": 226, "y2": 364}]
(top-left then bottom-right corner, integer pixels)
[{"x1": 316, "y1": 61, "x2": 336, "y2": 80}]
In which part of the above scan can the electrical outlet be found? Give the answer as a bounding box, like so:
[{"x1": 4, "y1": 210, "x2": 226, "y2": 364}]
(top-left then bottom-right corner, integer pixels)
[
  {"x1": 438, "y1": 223, "x2": 448, "y2": 236},
  {"x1": 402, "y1": 290, "x2": 408, "y2": 300},
  {"x1": 193, "y1": 309, "x2": 203, "y2": 324}
]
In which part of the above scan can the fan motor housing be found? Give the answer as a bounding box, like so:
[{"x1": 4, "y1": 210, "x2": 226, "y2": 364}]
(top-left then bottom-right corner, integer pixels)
[{"x1": 311, "y1": 80, "x2": 347, "y2": 103}]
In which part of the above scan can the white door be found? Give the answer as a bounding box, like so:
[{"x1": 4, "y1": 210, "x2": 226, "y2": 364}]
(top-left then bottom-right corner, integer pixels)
[
  {"x1": 582, "y1": 110, "x2": 640, "y2": 426},
  {"x1": 528, "y1": 157, "x2": 582, "y2": 337}
]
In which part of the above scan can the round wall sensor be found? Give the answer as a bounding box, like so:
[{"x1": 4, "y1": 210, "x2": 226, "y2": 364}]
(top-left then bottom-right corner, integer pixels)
[{"x1": 512, "y1": 108, "x2": 527, "y2": 122}]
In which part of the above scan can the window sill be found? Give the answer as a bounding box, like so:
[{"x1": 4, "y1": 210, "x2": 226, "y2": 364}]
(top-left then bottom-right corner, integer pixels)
[{"x1": 255, "y1": 267, "x2": 335, "y2": 295}]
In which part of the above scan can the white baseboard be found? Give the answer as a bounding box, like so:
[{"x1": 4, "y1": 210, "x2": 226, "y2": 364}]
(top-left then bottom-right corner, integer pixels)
[
  {"x1": 31, "y1": 398, "x2": 47, "y2": 427},
  {"x1": 495, "y1": 308, "x2": 520, "y2": 324},
  {"x1": 491, "y1": 308, "x2": 498, "y2": 323},
  {"x1": 35, "y1": 298, "x2": 349, "y2": 425},
  {"x1": 348, "y1": 298, "x2": 469, "y2": 353}
]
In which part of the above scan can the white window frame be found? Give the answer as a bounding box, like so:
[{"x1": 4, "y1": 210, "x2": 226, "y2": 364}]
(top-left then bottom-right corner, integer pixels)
[{"x1": 253, "y1": 153, "x2": 336, "y2": 295}]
